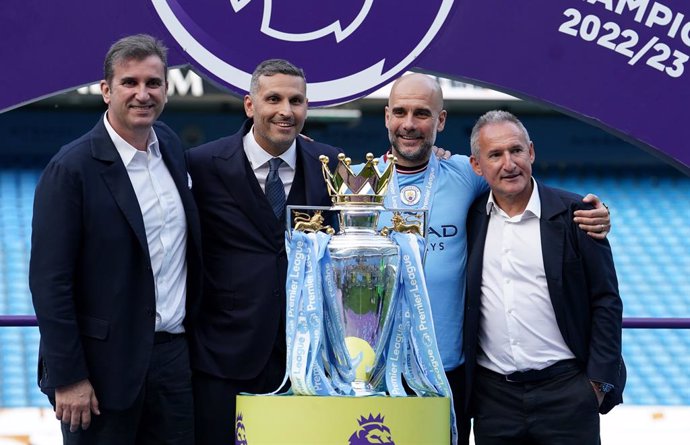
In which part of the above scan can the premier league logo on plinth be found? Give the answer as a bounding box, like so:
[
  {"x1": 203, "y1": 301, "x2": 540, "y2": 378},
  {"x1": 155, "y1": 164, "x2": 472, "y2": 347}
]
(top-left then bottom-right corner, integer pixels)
[{"x1": 284, "y1": 154, "x2": 452, "y2": 401}]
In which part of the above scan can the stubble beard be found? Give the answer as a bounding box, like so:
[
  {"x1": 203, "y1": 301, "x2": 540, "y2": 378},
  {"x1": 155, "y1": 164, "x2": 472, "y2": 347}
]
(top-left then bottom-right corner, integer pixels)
[{"x1": 390, "y1": 137, "x2": 433, "y2": 165}]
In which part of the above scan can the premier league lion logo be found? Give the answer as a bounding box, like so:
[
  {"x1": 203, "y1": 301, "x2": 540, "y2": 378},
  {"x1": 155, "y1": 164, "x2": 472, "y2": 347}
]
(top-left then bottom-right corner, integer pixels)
[
  {"x1": 235, "y1": 412, "x2": 248, "y2": 445},
  {"x1": 149, "y1": 0, "x2": 454, "y2": 105},
  {"x1": 348, "y1": 413, "x2": 395, "y2": 445}
]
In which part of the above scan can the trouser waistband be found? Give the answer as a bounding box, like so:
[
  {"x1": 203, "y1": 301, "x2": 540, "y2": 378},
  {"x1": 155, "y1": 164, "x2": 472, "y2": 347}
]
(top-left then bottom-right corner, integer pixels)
[{"x1": 478, "y1": 359, "x2": 580, "y2": 383}]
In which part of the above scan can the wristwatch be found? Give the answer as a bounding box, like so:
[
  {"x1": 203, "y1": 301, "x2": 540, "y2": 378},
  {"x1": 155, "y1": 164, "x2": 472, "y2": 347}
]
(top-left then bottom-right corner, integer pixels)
[{"x1": 593, "y1": 382, "x2": 614, "y2": 393}]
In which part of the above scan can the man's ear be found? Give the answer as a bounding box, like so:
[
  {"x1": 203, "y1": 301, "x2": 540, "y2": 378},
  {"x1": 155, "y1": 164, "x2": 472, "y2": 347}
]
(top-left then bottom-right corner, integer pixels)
[
  {"x1": 470, "y1": 155, "x2": 483, "y2": 176},
  {"x1": 436, "y1": 109, "x2": 447, "y2": 132},
  {"x1": 529, "y1": 142, "x2": 536, "y2": 164},
  {"x1": 244, "y1": 94, "x2": 254, "y2": 118},
  {"x1": 100, "y1": 80, "x2": 111, "y2": 106}
]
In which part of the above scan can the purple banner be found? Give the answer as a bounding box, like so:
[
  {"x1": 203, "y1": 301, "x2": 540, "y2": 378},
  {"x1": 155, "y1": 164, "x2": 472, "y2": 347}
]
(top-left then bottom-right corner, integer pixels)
[{"x1": 1, "y1": 0, "x2": 688, "y2": 172}]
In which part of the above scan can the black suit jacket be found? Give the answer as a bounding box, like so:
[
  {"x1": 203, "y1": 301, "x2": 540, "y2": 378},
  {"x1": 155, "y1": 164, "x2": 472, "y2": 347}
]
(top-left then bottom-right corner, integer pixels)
[
  {"x1": 464, "y1": 180, "x2": 625, "y2": 414},
  {"x1": 186, "y1": 120, "x2": 340, "y2": 380},
  {"x1": 29, "y1": 119, "x2": 202, "y2": 410}
]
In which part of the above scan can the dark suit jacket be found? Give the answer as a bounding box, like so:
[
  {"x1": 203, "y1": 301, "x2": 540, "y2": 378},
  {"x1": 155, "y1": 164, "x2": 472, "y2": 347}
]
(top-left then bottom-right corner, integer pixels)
[
  {"x1": 464, "y1": 180, "x2": 625, "y2": 414},
  {"x1": 186, "y1": 120, "x2": 340, "y2": 380},
  {"x1": 29, "y1": 119, "x2": 202, "y2": 410}
]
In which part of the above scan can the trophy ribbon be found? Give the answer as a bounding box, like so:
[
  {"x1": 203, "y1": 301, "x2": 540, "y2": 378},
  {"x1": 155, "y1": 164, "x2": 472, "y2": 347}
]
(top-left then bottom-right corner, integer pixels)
[
  {"x1": 385, "y1": 231, "x2": 458, "y2": 445},
  {"x1": 285, "y1": 231, "x2": 357, "y2": 396}
]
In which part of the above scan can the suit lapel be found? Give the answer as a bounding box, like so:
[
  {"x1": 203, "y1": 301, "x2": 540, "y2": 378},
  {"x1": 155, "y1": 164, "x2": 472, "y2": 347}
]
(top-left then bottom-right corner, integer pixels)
[
  {"x1": 90, "y1": 121, "x2": 150, "y2": 257},
  {"x1": 298, "y1": 139, "x2": 329, "y2": 206},
  {"x1": 159, "y1": 133, "x2": 202, "y2": 256},
  {"x1": 212, "y1": 131, "x2": 278, "y2": 241},
  {"x1": 538, "y1": 182, "x2": 569, "y2": 328},
  {"x1": 467, "y1": 196, "x2": 490, "y2": 308}
]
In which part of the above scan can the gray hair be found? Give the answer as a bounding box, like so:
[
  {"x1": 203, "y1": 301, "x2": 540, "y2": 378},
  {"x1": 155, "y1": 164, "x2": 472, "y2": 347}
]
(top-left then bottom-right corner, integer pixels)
[
  {"x1": 249, "y1": 59, "x2": 306, "y2": 95},
  {"x1": 104, "y1": 34, "x2": 168, "y2": 85},
  {"x1": 470, "y1": 110, "x2": 531, "y2": 157}
]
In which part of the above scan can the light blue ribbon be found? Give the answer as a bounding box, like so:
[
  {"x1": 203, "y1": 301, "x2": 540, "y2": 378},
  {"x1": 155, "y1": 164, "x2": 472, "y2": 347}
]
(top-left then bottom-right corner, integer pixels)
[
  {"x1": 285, "y1": 231, "x2": 356, "y2": 396},
  {"x1": 385, "y1": 231, "x2": 458, "y2": 445},
  {"x1": 384, "y1": 152, "x2": 440, "y2": 216}
]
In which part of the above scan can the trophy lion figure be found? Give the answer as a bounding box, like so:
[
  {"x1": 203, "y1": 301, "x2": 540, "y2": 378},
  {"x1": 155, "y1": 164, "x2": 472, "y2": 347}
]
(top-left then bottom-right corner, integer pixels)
[{"x1": 293, "y1": 210, "x2": 335, "y2": 235}]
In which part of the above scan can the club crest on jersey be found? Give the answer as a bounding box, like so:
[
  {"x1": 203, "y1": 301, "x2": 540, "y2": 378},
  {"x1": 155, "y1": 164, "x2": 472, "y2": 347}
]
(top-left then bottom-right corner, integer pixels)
[
  {"x1": 149, "y1": 0, "x2": 455, "y2": 105},
  {"x1": 400, "y1": 185, "x2": 422, "y2": 206}
]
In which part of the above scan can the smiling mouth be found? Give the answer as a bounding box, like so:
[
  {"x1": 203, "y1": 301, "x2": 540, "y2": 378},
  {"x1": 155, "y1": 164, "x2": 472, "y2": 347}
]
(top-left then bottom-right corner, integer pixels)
[
  {"x1": 396, "y1": 134, "x2": 423, "y2": 145},
  {"x1": 273, "y1": 121, "x2": 294, "y2": 129},
  {"x1": 502, "y1": 173, "x2": 521, "y2": 180}
]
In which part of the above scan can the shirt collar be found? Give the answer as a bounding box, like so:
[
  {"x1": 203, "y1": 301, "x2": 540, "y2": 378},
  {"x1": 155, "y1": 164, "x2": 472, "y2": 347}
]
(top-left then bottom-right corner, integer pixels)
[
  {"x1": 103, "y1": 112, "x2": 160, "y2": 166},
  {"x1": 486, "y1": 178, "x2": 541, "y2": 219},
  {"x1": 243, "y1": 125, "x2": 297, "y2": 171}
]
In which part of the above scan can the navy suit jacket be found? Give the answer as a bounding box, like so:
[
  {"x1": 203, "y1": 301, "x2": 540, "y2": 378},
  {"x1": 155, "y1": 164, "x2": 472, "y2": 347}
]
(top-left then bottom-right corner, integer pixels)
[
  {"x1": 186, "y1": 120, "x2": 340, "y2": 380},
  {"x1": 464, "y1": 180, "x2": 625, "y2": 414},
  {"x1": 29, "y1": 119, "x2": 202, "y2": 410}
]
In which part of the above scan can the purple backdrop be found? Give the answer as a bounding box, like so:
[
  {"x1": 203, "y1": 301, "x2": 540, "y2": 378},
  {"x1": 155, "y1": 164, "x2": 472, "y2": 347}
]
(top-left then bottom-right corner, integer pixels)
[{"x1": 1, "y1": 0, "x2": 688, "y2": 172}]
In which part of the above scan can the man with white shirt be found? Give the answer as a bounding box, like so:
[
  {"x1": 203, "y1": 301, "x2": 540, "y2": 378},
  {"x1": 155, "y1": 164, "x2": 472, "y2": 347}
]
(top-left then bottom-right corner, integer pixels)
[
  {"x1": 464, "y1": 110, "x2": 625, "y2": 444},
  {"x1": 185, "y1": 59, "x2": 341, "y2": 445},
  {"x1": 30, "y1": 34, "x2": 202, "y2": 444}
]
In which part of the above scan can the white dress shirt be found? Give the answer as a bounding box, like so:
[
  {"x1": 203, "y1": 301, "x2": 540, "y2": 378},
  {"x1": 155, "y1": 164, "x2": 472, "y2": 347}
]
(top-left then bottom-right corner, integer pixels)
[
  {"x1": 242, "y1": 127, "x2": 297, "y2": 196},
  {"x1": 477, "y1": 180, "x2": 575, "y2": 374},
  {"x1": 104, "y1": 113, "x2": 188, "y2": 334}
]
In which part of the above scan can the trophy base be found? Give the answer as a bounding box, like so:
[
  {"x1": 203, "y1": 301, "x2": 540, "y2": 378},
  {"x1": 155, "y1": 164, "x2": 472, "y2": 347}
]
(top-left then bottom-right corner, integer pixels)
[
  {"x1": 351, "y1": 380, "x2": 378, "y2": 396},
  {"x1": 235, "y1": 395, "x2": 450, "y2": 444}
]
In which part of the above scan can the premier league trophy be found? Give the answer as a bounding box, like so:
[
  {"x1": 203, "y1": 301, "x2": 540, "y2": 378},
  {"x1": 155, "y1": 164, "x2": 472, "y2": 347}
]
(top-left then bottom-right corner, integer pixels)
[
  {"x1": 321, "y1": 153, "x2": 401, "y2": 395},
  {"x1": 285, "y1": 153, "x2": 450, "y2": 402}
]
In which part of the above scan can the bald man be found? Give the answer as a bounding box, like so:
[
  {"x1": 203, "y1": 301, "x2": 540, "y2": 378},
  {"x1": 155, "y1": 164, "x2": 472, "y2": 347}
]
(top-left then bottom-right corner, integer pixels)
[{"x1": 367, "y1": 73, "x2": 611, "y2": 443}]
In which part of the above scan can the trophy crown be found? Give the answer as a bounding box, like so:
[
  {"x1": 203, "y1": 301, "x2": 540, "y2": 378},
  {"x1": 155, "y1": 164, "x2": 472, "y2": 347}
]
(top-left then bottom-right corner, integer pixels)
[{"x1": 320, "y1": 153, "x2": 396, "y2": 205}]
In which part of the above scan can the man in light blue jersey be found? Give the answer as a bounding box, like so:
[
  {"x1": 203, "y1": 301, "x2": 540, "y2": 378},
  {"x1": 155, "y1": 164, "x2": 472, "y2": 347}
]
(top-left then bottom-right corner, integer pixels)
[{"x1": 367, "y1": 73, "x2": 611, "y2": 444}]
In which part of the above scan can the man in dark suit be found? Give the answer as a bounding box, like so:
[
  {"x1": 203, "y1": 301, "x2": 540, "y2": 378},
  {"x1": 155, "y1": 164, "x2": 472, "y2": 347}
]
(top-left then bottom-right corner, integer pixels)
[
  {"x1": 464, "y1": 110, "x2": 625, "y2": 444},
  {"x1": 30, "y1": 34, "x2": 202, "y2": 444},
  {"x1": 186, "y1": 59, "x2": 341, "y2": 445}
]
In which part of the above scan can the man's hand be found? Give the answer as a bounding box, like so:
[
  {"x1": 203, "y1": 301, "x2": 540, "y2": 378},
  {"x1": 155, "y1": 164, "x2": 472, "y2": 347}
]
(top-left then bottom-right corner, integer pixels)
[
  {"x1": 590, "y1": 381, "x2": 605, "y2": 407},
  {"x1": 55, "y1": 379, "x2": 100, "y2": 432},
  {"x1": 431, "y1": 146, "x2": 451, "y2": 160},
  {"x1": 574, "y1": 193, "x2": 611, "y2": 239}
]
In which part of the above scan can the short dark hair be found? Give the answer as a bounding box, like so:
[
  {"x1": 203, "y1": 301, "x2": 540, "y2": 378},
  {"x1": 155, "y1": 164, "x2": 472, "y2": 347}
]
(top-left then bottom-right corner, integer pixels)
[
  {"x1": 470, "y1": 110, "x2": 531, "y2": 157},
  {"x1": 103, "y1": 34, "x2": 168, "y2": 85},
  {"x1": 249, "y1": 59, "x2": 305, "y2": 95}
]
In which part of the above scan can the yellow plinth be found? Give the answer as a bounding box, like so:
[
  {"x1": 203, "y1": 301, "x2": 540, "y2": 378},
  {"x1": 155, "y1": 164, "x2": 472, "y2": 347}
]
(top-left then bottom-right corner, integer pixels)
[{"x1": 235, "y1": 395, "x2": 450, "y2": 444}]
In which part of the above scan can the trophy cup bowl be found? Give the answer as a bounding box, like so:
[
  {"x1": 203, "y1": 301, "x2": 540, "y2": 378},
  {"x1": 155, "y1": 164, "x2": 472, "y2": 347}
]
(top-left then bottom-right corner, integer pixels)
[{"x1": 327, "y1": 205, "x2": 399, "y2": 395}]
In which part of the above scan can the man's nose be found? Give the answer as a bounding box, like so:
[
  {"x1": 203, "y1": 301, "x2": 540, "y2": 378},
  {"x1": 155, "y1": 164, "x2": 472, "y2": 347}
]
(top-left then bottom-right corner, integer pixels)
[
  {"x1": 135, "y1": 84, "x2": 150, "y2": 101},
  {"x1": 502, "y1": 152, "x2": 516, "y2": 169},
  {"x1": 401, "y1": 113, "x2": 415, "y2": 130},
  {"x1": 277, "y1": 99, "x2": 293, "y2": 116}
]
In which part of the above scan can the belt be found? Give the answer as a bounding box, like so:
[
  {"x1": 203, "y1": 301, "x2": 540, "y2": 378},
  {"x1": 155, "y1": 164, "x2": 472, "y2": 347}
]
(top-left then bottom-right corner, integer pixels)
[
  {"x1": 153, "y1": 331, "x2": 184, "y2": 344},
  {"x1": 479, "y1": 359, "x2": 580, "y2": 383}
]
